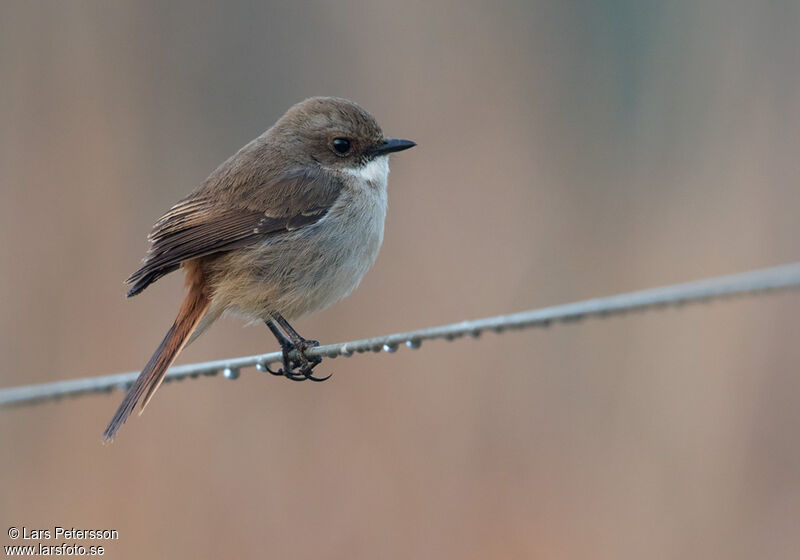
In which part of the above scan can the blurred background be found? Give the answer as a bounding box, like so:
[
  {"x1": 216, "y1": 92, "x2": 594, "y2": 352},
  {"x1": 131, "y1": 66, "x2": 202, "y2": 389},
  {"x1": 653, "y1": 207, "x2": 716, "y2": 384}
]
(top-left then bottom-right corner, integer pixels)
[{"x1": 1, "y1": 1, "x2": 799, "y2": 558}]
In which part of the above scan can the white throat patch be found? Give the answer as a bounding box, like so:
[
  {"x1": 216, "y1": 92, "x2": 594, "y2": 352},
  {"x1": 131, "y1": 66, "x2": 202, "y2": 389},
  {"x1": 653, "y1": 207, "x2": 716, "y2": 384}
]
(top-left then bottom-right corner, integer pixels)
[{"x1": 344, "y1": 156, "x2": 389, "y2": 189}]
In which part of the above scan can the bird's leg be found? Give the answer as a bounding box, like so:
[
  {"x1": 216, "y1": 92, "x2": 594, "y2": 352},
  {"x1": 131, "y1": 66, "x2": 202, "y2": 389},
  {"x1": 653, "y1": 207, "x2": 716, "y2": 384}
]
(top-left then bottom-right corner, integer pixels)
[
  {"x1": 263, "y1": 314, "x2": 329, "y2": 382},
  {"x1": 273, "y1": 313, "x2": 328, "y2": 381},
  {"x1": 263, "y1": 319, "x2": 306, "y2": 381}
]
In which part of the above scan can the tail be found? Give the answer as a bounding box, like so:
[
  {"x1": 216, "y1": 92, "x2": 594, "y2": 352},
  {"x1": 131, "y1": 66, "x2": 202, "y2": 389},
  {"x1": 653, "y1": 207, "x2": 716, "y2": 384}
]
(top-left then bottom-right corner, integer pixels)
[{"x1": 103, "y1": 279, "x2": 210, "y2": 442}]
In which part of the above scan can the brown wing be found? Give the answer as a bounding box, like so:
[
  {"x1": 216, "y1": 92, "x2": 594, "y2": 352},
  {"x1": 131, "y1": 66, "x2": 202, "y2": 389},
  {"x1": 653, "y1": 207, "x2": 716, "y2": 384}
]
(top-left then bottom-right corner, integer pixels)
[{"x1": 125, "y1": 166, "x2": 342, "y2": 297}]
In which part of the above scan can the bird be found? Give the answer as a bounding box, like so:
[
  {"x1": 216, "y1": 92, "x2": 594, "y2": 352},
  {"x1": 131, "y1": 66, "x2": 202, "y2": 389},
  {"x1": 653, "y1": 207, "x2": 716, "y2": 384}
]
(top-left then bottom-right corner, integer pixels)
[{"x1": 103, "y1": 96, "x2": 415, "y2": 441}]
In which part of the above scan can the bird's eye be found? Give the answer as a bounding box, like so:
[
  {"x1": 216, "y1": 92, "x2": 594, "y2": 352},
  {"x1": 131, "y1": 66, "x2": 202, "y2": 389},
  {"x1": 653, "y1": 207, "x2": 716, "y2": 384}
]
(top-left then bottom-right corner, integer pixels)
[{"x1": 332, "y1": 137, "x2": 352, "y2": 155}]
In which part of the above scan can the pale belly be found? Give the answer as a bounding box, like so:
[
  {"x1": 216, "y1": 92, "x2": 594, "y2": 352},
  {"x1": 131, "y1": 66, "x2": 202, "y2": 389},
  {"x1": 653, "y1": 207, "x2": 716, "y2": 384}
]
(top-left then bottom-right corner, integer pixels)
[{"x1": 210, "y1": 174, "x2": 388, "y2": 321}]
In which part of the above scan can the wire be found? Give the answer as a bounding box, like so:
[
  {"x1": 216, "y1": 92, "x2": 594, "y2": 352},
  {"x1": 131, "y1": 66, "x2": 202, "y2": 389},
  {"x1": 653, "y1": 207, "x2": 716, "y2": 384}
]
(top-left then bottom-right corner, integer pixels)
[{"x1": 2, "y1": 262, "x2": 800, "y2": 408}]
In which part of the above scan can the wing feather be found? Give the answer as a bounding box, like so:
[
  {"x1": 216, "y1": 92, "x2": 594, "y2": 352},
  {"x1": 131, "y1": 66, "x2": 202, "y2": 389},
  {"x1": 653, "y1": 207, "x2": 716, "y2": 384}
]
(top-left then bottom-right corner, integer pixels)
[{"x1": 125, "y1": 166, "x2": 342, "y2": 297}]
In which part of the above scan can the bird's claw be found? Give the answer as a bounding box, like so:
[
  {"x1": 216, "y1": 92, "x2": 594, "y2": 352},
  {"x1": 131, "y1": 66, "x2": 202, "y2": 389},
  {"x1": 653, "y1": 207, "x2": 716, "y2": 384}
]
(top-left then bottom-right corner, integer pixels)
[{"x1": 266, "y1": 339, "x2": 331, "y2": 382}]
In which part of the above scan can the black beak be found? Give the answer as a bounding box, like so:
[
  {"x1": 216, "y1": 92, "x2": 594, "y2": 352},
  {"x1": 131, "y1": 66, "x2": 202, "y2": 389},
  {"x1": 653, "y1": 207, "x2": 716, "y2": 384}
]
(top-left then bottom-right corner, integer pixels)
[{"x1": 372, "y1": 138, "x2": 416, "y2": 156}]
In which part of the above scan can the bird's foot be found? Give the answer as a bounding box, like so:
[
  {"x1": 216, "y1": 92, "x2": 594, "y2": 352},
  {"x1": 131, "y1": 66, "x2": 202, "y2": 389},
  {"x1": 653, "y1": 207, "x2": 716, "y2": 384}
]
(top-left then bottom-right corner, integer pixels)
[{"x1": 264, "y1": 338, "x2": 330, "y2": 382}]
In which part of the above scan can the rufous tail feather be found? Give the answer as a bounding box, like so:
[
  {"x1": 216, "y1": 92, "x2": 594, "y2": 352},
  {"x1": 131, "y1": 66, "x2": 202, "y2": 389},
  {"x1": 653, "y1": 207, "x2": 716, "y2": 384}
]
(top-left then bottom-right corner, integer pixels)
[{"x1": 103, "y1": 279, "x2": 209, "y2": 442}]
